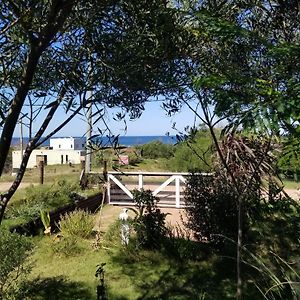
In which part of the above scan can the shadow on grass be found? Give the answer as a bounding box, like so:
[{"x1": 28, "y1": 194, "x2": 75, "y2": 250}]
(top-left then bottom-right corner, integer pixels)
[
  {"x1": 110, "y1": 242, "x2": 239, "y2": 300},
  {"x1": 18, "y1": 276, "x2": 94, "y2": 300}
]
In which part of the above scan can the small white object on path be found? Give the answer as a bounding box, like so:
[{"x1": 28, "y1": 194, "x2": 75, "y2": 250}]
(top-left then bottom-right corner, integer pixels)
[{"x1": 119, "y1": 208, "x2": 130, "y2": 245}]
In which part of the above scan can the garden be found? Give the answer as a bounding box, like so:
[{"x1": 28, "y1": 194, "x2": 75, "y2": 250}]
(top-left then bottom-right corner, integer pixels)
[
  {"x1": 0, "y1": 1, "x2": 300, "y2": 299},
  {"x1": 1, "y1": 130, "x2": 300, "y2": 299}
]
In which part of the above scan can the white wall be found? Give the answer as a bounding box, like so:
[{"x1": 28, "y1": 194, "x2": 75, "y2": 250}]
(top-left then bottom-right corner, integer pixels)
[
  {"x1": 12, "y1": 149, "x2": 86, "y2": 169},
  {"x1": 50, "y1": 138, "x2": 74, "y2": 150},
  {"x1": 50, "y1": 137, "x2": 85, "y2": 150}
]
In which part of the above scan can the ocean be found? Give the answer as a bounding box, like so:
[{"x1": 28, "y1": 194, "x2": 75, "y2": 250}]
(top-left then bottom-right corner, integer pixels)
[{"x1": 11, "y1": 135, "x2": 176, "y2": 148}]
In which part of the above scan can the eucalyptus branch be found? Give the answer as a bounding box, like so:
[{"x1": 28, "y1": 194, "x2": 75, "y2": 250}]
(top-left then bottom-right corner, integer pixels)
[{"x1": 36, "y1": 105, "x2": 83, "y2": 148}]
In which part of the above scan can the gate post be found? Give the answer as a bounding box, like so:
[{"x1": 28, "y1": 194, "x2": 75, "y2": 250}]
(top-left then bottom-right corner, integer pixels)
[
  {"x1": 138, "y1": 174, "x2": 143, "y2": 190},
  {"x1": 175, "y1": 176, "x2": 180, "y2": 208}
]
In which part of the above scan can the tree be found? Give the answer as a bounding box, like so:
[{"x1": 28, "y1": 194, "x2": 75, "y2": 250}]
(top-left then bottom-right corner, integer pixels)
[
  {"x1": 164, "y1": 2, "x2": 299, "y2": 298},
  {"x1": 0, "y1": 0, "x2": 189, "y2": 225}
]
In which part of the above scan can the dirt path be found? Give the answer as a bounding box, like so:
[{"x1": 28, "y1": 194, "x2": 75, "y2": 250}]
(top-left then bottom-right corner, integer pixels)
[
  {"x1": 95, "y1": 205, "x2": 188, "y2": 233},
  {"x1": 284, "y1": 188, "x2": 299, "y2": 200},
  {"x1": 0, "y1": 181, "x2": 35, "y2": 192}
]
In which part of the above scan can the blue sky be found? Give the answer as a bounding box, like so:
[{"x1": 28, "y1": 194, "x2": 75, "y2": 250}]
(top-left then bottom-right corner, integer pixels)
[
  {"x1": 65, "y1": 101, "x2": 200, "y2": 136},
  {"x1": 15, "y1": 101, "x2": 202, "y2": 138}
]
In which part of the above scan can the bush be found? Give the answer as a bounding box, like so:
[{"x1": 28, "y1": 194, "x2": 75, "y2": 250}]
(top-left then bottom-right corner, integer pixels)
[
  {"x1": 127, "y1": 152, "x2": 142, "y2": 165},
  {"x1": 184, "y1": 173, "x2": 242, "y2": 245},
  {"x1": 5, "y1": 179, "x2": 79, "y2": 221},
  {"x1": 139, "y1": 141, "x2": 175, "y2": 159},
  {"x1": 131, "y1": 189, "x2": 168, "y2": 249},
  {"x1": 0, "y1": 231, "x2": 33, "y2": 298},
  {"x1": 167, "y1": 128, "x2": 214, "y2": 172},
  {"x1": 58, "y1": 209, "x2": 94, "y2": 239}
]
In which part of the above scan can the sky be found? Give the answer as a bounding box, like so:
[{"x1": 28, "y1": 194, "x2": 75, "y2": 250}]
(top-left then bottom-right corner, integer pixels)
[
  {"x1": 63, "y1": 101, "x2": 201, "y2": 137},
  {"x1": 15, "y1": 100, "x2": 203, "y2": 138}
]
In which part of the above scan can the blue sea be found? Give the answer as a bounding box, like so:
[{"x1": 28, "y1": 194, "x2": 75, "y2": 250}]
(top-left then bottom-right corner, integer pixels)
[{"x1": 11, "y1": 135, "x2": 176, "y2": 147}]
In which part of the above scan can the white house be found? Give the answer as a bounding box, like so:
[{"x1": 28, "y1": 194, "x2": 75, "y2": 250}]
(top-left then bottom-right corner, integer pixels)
[{"x1": 12, "y1": 137, "x2": 86, "y2": 172}]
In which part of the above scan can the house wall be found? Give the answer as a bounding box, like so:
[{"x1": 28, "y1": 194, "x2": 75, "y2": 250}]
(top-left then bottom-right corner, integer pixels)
[
  {"x1": 50, "y1": 138, "x2": 74, "y2": 150},
  {"x1": 12, "y1": 149, "x2": 86, "y2": 169}
]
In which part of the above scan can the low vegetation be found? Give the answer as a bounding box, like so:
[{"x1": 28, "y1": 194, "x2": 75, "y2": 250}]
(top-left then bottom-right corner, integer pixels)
[
  {"x1": 0, "y1": 231, "x2": 33, "y2": 299},
  {"x1": 3, "y1": 180, "x2": 80, "y2": 226}
]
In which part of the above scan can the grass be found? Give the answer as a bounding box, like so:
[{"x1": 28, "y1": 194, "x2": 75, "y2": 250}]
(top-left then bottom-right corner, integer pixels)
[
  {"x1": 3, "y1": 203, "x2": 300, "y2": 299},
  {"x1": 27, "y1": 234, "x2": 215, "y2": 300},
  {"x1": 281, "y1": 179, "x2": 300, "y2": 190},
  {"x1": 20, "y1": 210, "x2": 240, "y2": 300}
]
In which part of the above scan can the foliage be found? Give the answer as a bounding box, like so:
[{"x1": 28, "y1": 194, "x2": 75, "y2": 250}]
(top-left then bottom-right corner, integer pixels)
[
  {"x1": 168, "y1": 127, "x2": 214, "y2": 172},
  {"x1": 0, "y1": 231, "x2": 33, "y2": 298},
  {"x1": 127, "y1": 151, "x2": 143, "y2": 166},
  {"x1": 138, "y1": 141, "x2": 175, "y2": 159},
  {"x1": 58, "y1": 209, "x2": 94, "y2": 239},
  {"x1": 277, "y1": 138, "x2": 300, "y2": 181},
  {"x1": 184, "y1": 134, "x2": 274, "y2": 243},
  {"x1": 175, "y1": 1, "x2": 300, "y2": 135},
  {"x1": 130, "y1": 189, "x2": 168, "y2": 249},
  {"x1": 40, "y1": 210, "x2": 51, "y2": 235},
  {"x1": 184, "y1": 132, "x2": 300, "y2": 297},
  {"x1": 185, "y1": 172, "x2": 239, "y2": 244},
  {"x1": 251, "y1": 193, "x2": 300, "y2": 259},
  {"x1": 5, "y1": 179, "x2": 79, "y2": 222}
]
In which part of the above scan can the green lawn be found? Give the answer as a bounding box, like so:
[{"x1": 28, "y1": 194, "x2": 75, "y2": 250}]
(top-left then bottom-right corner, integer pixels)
[{"x1": 26, "y1": 233, "x2": 230, "y2": 300}]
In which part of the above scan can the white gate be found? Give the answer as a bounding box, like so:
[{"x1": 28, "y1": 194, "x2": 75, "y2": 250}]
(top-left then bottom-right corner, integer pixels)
[{"x1": 107, "y1": 171, "x2": 189, "y2": 208}]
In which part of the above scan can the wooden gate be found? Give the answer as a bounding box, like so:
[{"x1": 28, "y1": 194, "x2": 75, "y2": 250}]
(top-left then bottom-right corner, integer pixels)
[{"x1": 107, "y1": 171, "x2": 189, "y2": 208}]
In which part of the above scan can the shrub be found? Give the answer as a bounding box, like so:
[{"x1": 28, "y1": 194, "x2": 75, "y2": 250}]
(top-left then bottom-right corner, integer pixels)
[
  {"x1": 184, "y1": 172, "x2": 242, "y2": 245},
  {"x1": 5, "y1": 179, "x2": 79, "y2": 221},
  {"x1": 0, "y1": 231, "x2": 33, "y2": 298},
  {"x1": 58, "y1": 209, "x2": 94, "y2": 239},
  {"x1": 139, "y1": 141, "x2": 175, "y2": 159},
  {"x1": 127, "y1": 152, "x2": 142, "y2": 166},
  {"x1": 167, "y1": 128, "x2": 213, "y2": 172},
  {"x1": 131, "y1": 189, "x2": 168, "y2": 249}
]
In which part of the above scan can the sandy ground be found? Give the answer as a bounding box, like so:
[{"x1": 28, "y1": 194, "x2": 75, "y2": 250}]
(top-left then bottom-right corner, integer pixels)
[
  {"x1": 284, "y1": 188, "x2": 299, "y2": 200},
  {"x1": 94, "y1": 205, "x2": 188, "y2": 233},
  {"x1": 0, "y1": 181, "x2": 34, "y2": 192}
]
